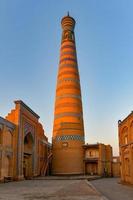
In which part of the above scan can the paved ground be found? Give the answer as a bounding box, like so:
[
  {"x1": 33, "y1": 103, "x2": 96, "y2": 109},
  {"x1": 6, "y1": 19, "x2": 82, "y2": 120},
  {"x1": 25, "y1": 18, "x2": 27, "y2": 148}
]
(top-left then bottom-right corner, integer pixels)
[
  {"x1": 0, "y1": 178, "x2": 133, "y2": 200},
  {"x1": 0, "y1": 179, "x2": 105, "y2": 200},
  {"x1": 35, "y1": 175, "x2": 100, "y2": 180},
  {"x1": 90, "y1": 178, "x2": 133, "y2": 200}
]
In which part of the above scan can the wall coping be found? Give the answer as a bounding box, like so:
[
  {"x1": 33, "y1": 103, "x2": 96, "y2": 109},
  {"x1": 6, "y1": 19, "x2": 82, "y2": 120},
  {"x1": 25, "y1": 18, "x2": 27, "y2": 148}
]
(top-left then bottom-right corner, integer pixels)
[
  {"x1": 14, "y1": 100, "x2": 40, "y2": 119},
  {"x1": 0, "y1": 116, "x2": 16, "y2": 130}
]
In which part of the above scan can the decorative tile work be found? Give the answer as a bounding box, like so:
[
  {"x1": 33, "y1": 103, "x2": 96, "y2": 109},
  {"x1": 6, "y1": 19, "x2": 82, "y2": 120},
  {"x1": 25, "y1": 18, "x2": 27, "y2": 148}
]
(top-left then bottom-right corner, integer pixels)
[
  {"x1": 56, "y1": 85, "x2": 80, "y2": 92},
  {"x1": 58, "y1": 71, "x2": 78, "y2": 77},
  {"x1": 55, "y1": 135, "x2": 84, "y2": 141},
  {"x1": 56, "y1": 94, "x2": 81, "y2": 100},
  {"x1": 60, "y1": 57, "x2": 77, "y2": 64},
  {"x1": 52, "y1": 15, "x2": 85, "y2": 174},
  {"x1": 61, "y1": 45, "x2": 75, "y2": 50},
  {"x1": 24, "y1": 121, "x2": 34, "y2": 136},
  {"x1": 58, "y1": 77, "x2": 79, "y2": 85},
  {"x1": 61, "y1": 51, "x2": 76, "y2": 56},
  {"x1": 59, "y1": 64, "x2": 77, "y2": 69},
  {"x1": 54, "y1": 112, "x2": 82, "y2": 119},
  {"x1": 62, "y1": 30, "x2": 74, "y2": 41},
  {"x1": 55, "y1": 102, "x2": 81, "y2": 108}
]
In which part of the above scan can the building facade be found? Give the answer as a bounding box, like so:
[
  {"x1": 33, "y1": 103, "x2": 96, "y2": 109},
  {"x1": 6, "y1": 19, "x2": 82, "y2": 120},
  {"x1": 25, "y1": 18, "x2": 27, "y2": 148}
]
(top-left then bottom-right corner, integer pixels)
[
  {"x1": 0, "y1": 117, "x2": 16, "y2": 181},
  {"x1": 52, "y1": 14, "x2": 85, "y2": 175},
  {"x1": 112, "y1": 156, "x2": 120, "y2": 177},
  {"x1": 118, "y1": 112, "x2": 133, "y2": 184},
  {"x1": 83, "y1": 143, "x2": 112, "y2": 177},
  {"x1": 0, "y1": 100, "x2": 49, "y2": 182}
]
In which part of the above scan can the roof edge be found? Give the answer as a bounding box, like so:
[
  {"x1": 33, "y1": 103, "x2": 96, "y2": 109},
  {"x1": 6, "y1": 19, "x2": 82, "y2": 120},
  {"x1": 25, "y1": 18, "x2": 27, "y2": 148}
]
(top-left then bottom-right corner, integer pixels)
[{"x1": 14, "y1": 100, "x2": 40, "y2": 119}]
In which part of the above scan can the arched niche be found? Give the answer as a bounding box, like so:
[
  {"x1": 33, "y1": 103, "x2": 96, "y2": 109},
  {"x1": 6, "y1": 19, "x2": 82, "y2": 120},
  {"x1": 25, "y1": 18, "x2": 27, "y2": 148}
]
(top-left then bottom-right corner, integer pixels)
[
  {"x1": 23, "y1": 132, "x2": 34, "y2": 179},
  {"x1": 5, "y1": 128, "x2": 13, "y2": 147},
  {"x1": 121, "y1": 126, "x2": 128, "y2": 145},
  {"x1": 24, "y1": 132, "x2": 34, "y2": 154},
  {"x1": 4, "y1": 156, "x2": 10, "y2": 177}
]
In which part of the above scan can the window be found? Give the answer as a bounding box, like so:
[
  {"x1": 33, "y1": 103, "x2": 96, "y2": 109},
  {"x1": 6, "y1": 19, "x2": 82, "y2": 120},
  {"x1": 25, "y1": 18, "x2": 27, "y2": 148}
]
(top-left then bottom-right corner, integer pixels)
[
  {"x1": 89, "y1": 151, "x2": 92, "y2": 157},
  {"x1": 113, "y1": 158, "x2": 117, "y2": 163},
  {"x1": 122, "y1": 127, "x2": 128, "y2": 145},
  {"x1": 124, "y1": 136, "x2": 128, "y2": 144}
]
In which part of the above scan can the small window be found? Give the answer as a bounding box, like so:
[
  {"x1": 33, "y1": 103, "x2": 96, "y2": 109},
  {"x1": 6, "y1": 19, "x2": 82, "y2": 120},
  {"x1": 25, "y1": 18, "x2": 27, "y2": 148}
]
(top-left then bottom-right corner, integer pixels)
[{"x1": 124, "y1": 136, "x2": 128, "y2": 144}]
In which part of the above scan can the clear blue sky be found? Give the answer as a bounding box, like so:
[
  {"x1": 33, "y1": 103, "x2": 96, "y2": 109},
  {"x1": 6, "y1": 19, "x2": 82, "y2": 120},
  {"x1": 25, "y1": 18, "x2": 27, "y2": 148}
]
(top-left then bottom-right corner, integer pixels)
[{"x1": 1, "y1": 0, "x2": 133, "y2": 155}]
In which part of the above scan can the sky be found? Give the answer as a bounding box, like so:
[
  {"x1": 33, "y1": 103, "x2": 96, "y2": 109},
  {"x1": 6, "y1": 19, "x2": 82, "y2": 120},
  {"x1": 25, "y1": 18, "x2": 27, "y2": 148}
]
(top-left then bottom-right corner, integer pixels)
[{"x1": 0, "y1": 0, "x2": 133, "y2": 156}]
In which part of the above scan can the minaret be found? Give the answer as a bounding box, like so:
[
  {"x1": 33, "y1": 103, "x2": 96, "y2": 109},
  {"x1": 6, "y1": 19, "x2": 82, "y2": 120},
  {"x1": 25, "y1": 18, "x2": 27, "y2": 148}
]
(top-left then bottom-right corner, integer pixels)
[{"x1": 52, "y1": 13, "x2": 85, "y2": 175}]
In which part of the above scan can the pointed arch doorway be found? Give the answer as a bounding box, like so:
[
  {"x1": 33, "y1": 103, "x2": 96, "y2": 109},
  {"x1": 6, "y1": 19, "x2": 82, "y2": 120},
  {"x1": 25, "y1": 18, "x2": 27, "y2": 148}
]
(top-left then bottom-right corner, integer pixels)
[{"x1": 23, "y1": 132, "x2": 34, "y2": 179}]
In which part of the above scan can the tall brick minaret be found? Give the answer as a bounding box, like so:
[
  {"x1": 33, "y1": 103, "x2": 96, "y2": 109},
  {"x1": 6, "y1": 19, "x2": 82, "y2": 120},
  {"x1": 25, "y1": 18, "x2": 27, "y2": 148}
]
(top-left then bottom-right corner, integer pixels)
[{"x1": 52, "y1": 13, "x2": 85, "y2": 175}]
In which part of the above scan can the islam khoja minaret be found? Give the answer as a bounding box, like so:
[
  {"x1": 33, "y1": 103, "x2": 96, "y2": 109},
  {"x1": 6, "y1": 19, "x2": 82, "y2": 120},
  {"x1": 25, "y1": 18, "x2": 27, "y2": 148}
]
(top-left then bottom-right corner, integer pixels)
[{"x1": 52, "y1": 13, "x2": 85, "y2": 175}]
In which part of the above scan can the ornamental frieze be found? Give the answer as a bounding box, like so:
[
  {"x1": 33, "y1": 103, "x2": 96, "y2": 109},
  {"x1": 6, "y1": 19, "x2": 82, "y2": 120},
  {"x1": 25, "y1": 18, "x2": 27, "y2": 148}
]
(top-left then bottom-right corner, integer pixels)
[{"x1": 54, "y1": 135, "x2": 84, "y2": 142}]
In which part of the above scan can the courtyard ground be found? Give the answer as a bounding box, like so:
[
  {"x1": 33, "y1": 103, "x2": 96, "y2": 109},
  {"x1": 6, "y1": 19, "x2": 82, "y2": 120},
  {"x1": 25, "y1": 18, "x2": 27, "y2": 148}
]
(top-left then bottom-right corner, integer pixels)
[
  {"x1": 0, "y1": 178, "x2": 133, "y2": 200},
  {"x1": 0, "y1": 179, "x2": 105, "y2": 200},
  {"x1": 90, "y1": 178, "x2": 133, "y2": 200}
]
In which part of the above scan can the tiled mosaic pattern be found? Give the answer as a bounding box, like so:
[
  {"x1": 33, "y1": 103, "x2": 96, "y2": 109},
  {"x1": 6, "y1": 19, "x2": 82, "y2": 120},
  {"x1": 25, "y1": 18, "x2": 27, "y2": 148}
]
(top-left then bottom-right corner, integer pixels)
[{"x1": 55, "y1": 135, "x2": 84, "y2": 141}]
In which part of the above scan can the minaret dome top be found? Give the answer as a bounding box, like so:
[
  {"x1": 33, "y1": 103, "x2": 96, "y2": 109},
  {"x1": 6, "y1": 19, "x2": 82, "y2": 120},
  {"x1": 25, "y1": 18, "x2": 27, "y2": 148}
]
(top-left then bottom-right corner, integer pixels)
[{"x1": 61, "y1": 13, "x2": 75, "y2": 31}]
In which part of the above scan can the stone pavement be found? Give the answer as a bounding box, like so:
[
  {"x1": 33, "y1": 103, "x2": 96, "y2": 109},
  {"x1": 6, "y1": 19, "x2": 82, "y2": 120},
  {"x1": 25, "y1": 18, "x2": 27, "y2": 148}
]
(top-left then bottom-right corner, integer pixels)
[
  {"x1": 0, "y1": 179, "x2": 106, "y2": 200},
  {"x1": 34, "y1": 175, "x2": 101, "y2": 180},
  {"x1": 90, "y1": 178, "x2": 133, "y2": 200}
]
